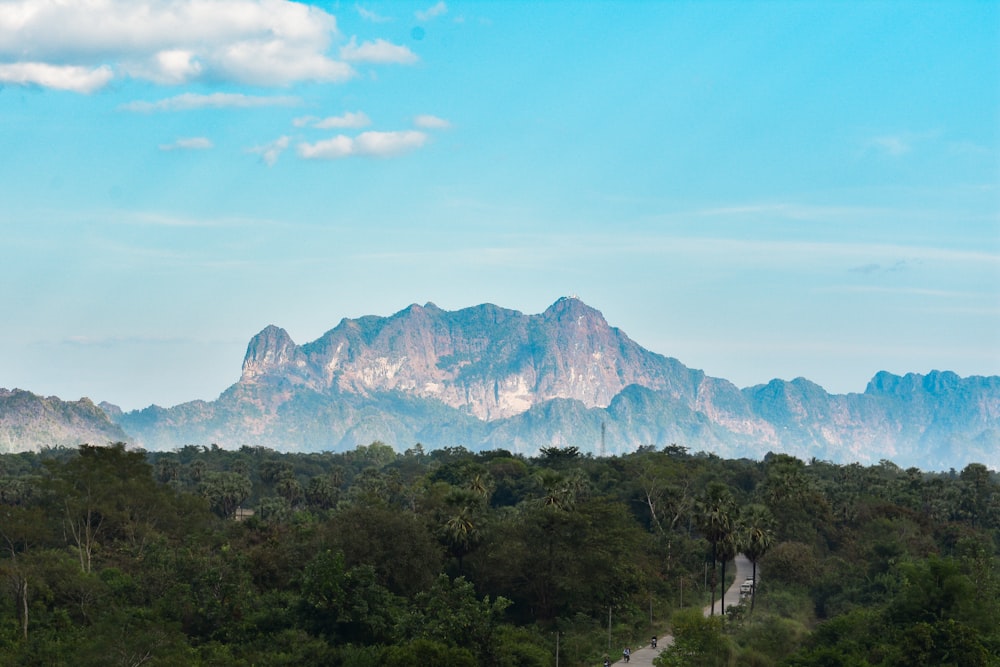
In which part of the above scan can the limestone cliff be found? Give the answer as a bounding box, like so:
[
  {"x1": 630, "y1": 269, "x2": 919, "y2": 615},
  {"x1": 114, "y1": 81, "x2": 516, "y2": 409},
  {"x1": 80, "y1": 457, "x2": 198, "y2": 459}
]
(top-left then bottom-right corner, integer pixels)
[{"x1": 113, "y1": 298, "x2": 1000, "y2": 469}]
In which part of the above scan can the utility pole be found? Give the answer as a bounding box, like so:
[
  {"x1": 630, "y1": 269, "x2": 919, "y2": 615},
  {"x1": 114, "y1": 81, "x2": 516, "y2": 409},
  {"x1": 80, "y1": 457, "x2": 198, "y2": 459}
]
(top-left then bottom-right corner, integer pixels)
[{"x1": 608, "y1": 606, "x2": 612, "y2": 653}]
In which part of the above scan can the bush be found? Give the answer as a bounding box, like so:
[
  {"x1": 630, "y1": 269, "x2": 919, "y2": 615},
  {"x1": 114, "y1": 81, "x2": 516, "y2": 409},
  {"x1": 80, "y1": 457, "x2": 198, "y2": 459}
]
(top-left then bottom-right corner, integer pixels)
[
  {"x1": 381, "y1": 638, "x2": 476, "y2": 667},
  {"x1": 735, "y1": 614, "x2": 808, "y2": 662},
  {"x1": 655, "y1": 608, "x2": 735, "y2": 667}
]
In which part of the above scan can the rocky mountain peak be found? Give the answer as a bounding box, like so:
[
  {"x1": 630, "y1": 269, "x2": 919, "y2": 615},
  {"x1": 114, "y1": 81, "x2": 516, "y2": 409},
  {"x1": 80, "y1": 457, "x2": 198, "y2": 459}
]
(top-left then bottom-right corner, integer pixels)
[
  {"x1": 542, "y1": 295, "x2": 607, "y2": 325},
  {"x1": 228, "y1": 298, "x2": 681, "y2": 421},
  {"x1": 241, "y1": 325, "x2": 300, "y2": 381},
  {"x1": 865, "y1": 370, "x2": 969, "y2": 396}
]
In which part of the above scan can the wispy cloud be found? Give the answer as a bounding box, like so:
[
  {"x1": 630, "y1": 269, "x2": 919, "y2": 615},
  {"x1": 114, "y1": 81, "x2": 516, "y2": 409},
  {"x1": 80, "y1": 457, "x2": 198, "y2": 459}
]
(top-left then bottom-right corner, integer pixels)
[
  {"x1": 869, "y1": 135, "x2": 912, "y2": 156},
  {"x1": 416, "y1": 1, "x2": 448, "y2": 21},
  {"x1": 159, "y1": 137, "x2": 213, "y2": 151},
  {"x1": 102, "y1": 210, "x2": 290, "y2": 230},
  {"x1": 865, "y1": 130, "x2": 941, "y2": 157},
  {"x1": 248, "y1": 136, "x2": 291, "y2": 166},
  {"x1": 356, "y1": 4, "x2": 392, "y2": 23},
  {"x1": 0, "y1": 0, "x2": 352, "y2": 91},
  {"x1": 849, "y1": 260, "x2": 910, "y2": 274},
  {"x1": 298, "y1": 130, "x2": 427, "y2": 159},
  {"x1": 949, "y1": 140, "x2": 992, "y2": 157},
  {"x1": 414, "y1": 114, "x2": 451, "y2": 129},
  {"x1": 339, "y1": 37, "x2": 418, "y2": 65},
  {"x1": 819, "y1": 285, "x2": 970, "y2": 299},
  {"x1": 122, "y1": 93, "x2": 300, "y2": 112},
  {"x1": 294, "y1": 111, "x2": 372, "y2": 129},
  {"x1": 60, "y1": 334, "x2": 200, "y2": 348},
  {"x1": 695, "y1": 202, "x2": 889, "y2": 221}
]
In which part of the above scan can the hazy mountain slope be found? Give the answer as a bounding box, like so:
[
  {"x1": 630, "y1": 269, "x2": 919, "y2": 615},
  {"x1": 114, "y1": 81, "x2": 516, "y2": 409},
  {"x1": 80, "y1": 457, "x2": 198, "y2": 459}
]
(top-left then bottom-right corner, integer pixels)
[
  {"x1": 0, "y1": 388, "x2": 130, "y2": 453},
  {"x1": 9, "y1": 297, "x2": 999, "y2": 469},
  {"x1": 117, "y1": 298, "x2": 1000, "y2": 468}
]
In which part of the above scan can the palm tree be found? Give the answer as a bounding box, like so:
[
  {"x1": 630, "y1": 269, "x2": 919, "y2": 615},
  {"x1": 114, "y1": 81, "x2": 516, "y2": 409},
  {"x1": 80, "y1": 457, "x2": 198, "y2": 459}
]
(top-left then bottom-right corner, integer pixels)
[
  {"x1": 716, "y1": 526, "x2": 740, "y2": 615},
  {"x1": 443, "y1": 504, "x2": 480, "y2": 574},
  {"x1": 536, "y1": 469, "x2": 588, "y2": 510},
  {"x1": 441, "y1": 488, "x2": 485, "y2": 574},
  {"x1": 739, "y1": 504, "x2": 775, "y2": 613},
  {"x1": 695, "y1": 482, "x2": 737, "y2": 616}
]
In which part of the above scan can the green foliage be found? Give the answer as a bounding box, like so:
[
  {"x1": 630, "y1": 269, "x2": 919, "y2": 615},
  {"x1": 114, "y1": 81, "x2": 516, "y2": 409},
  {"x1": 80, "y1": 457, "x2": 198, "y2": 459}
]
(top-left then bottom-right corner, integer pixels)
[
  {"x1": 298, "y1": 549, "x2": 401, "y2": 645},
  {"x1": 0, "y1": 443, "x2": 997, "y2": 666},
  {"x1": 199, "y1": 471, "x2": 251, "y2": 519},
  {"x1": 323, "y1": 503, "x2": 442, "y2": 596},
  {"x1": 732, "y1": 614, "x2": 808, "y2": 664},
  {"x1": 382, "y1": 637, "x2": 477, "y2": 667},
  {"x1": 655, "y1": 608, "x2": 735, "y2": 666},
  {"x1": 889, "y1": 556, "x2": 977, "y2": 627}
]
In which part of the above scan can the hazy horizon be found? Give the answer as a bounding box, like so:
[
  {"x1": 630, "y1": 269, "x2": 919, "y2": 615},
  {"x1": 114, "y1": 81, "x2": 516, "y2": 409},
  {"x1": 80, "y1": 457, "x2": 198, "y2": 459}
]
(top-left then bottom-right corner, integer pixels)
[{"x1": 1, "y1": 1, "x2": 997, "y2": 411}]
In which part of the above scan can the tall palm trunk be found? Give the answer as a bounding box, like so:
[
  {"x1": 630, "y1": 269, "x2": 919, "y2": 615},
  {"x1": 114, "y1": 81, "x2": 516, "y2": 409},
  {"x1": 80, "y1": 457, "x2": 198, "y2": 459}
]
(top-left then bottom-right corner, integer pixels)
[
  {"x1": 719, "y1": 556, "x2": 727, "y2": 615},
  {"x1": 709, "y1": 541, "x2": 717, "y2": 616}
]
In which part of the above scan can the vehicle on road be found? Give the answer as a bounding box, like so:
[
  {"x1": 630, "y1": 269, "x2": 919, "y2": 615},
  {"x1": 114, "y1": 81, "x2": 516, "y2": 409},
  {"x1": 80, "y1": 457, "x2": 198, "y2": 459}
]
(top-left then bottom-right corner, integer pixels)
[{"x1": 739, "y1": 578, "x2": 755, "y2": 600}]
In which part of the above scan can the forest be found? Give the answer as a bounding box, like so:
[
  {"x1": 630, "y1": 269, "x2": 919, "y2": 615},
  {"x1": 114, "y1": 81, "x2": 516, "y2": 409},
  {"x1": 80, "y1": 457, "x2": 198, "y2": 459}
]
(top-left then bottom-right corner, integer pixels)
[{"x1": 0, "y1": 441, "x2": 998, "y2": 666}]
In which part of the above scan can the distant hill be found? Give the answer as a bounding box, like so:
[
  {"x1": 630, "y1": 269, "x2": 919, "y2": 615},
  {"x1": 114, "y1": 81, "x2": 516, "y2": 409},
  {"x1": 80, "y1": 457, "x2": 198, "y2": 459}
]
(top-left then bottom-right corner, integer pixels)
[
  {"x1": 0, "y1": 388, "x2": 130, "y2": 453},
  {"x1": 100, "y1": 297, "x2": 999, "y2": 470}
]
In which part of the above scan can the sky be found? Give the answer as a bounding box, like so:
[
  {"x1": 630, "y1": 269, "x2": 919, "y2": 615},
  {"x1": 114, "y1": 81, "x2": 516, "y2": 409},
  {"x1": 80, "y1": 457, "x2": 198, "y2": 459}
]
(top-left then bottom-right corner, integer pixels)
[{"x1": 1, "y1": 0, "x2": 998, "y2": 411}]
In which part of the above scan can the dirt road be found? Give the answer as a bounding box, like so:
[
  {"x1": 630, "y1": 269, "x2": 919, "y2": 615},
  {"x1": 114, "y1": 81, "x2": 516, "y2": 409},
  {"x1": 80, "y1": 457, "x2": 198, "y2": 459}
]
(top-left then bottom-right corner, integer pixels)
[{"x1": 606, "y1": 554, "x2": 753, "y2": 667}]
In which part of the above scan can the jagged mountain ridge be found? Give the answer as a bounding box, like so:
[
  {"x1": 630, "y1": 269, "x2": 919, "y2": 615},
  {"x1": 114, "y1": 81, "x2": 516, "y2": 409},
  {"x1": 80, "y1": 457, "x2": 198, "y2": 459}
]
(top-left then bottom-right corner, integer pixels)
[
  {"x1": 0, "y1": 388, "x2": 130, "y2": 453},
  {"x1": 113, "y1": 297, "x2": 1000, "y2": 469},
  {"x1": 239, "y1": 297, "x2": 703, "y2": 420}
]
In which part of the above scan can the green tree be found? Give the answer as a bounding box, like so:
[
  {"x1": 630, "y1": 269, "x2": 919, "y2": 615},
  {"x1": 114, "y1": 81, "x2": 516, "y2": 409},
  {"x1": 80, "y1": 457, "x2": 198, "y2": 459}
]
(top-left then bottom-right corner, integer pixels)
[
  {"x1": 199, "y1": 471, "x2": 251, "y2": 519},
  {"x1": 440, "y1": 489, "x2": 486, "y2": 575},
  {"x1": 382, "y1": 638, "x2": 476, "y2": 667},
  {"x1": 655, "y1": 608, "x2": 734, "y2": 667},
  {"x1": 401, "y1": 574, "x2": 511, "y2": 664},
  {"x1": 0, "y1": 505, "x2": 48, "y2": 639},
  {"x1": 324, "y1": 504, "x2": 442, "y2": 596},
  {"x1": 696, "y1": 482, "x2": 737, "y2": 616},
  {"x1": 740, "y1": 504, "x2": 776, "y2": 612},
  {"x1": 43, "y1": 443, "x2": 159, "y2": 572}
]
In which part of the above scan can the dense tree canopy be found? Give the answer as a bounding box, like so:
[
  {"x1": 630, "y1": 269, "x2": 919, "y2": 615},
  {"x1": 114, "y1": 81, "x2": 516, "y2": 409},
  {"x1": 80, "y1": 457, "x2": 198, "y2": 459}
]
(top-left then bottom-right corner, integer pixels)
[{"x1": 0, "y1": 442, "x2": 997, "y2": 666}]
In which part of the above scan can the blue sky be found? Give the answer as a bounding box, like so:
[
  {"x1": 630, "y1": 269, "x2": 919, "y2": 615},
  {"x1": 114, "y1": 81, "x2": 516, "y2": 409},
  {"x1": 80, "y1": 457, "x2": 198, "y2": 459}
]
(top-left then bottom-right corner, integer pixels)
[{"x1": 1, "y1": 0, "x2": 997, "y2": 411}]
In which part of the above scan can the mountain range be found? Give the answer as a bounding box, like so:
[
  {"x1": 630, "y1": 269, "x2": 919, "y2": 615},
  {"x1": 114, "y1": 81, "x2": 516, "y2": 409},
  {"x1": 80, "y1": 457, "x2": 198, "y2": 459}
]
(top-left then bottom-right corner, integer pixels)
[
  {"x1": 0, "y1": 388, "x2": 130, "y2": 452},
  {"x1": 2, "y1": 297, "x2": 998, "y2": 469}
]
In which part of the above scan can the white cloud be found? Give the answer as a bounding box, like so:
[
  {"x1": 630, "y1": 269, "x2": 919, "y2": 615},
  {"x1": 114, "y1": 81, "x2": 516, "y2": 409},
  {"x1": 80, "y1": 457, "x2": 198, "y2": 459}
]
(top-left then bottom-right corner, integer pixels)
[
  {"x1": 414, "y1": 114, "x2": 450, "y2": 129},
  {"x1": 416, "y1": 1, "x2": 447, "y2": 21},
  {"x1": 159, "y1": 137, "x2": 214, "y2": 151},
  {"x1": 299, "y1": 135, "x2": 354, "y2": 159},
  {"x1": 0, "y1": 0, "x2": 353, "y2": 90},
  {"x1": 354, "y1": 130, "x2": 426, "y2": 155},
  {"x1": 298, "y1": 130, "x2": 427, "y2": 159},
  {"x1": 339, "y1": 37, "x2": 418, "y2": 65},
  {"x1": 0, "y1": 62, "x2": 113, "y2": 93},
  {"x1": 356, "y1": 4, "x2": 391, "y2": 23},
  {"x1": 122, "y1": 92, "x2": 300, "y2": 112},
  {"x1": 248, "y1": 135, "x2": 290, "y2": 166},
  {"x1": 294, "y1": 111, "x2": 372, "y2": 129},
  {"x1": 139, "y1": 49, "x2": 202, "y2": 84}
]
